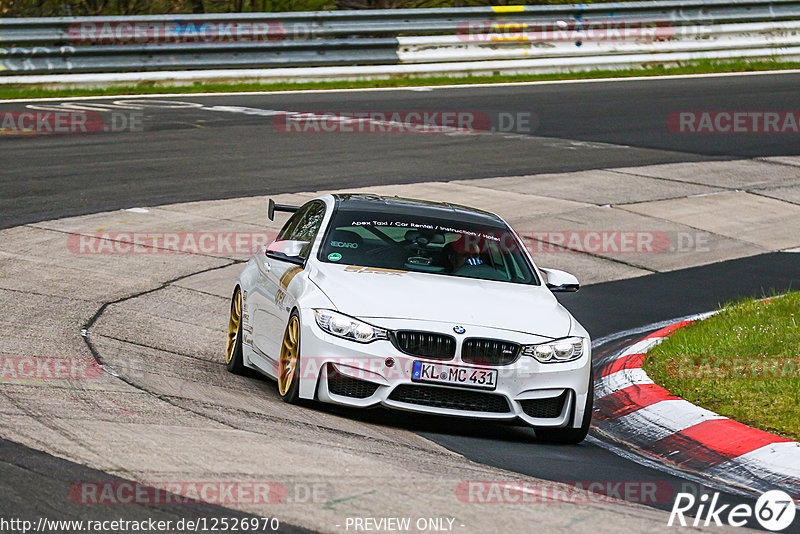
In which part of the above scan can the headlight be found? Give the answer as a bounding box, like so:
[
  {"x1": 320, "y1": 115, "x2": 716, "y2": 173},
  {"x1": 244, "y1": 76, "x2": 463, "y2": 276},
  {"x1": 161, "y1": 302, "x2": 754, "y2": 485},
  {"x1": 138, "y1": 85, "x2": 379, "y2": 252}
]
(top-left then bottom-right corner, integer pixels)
[
  {"x1": 314, "y1": 309, "x2": 388, "y2": 343},
  {"x1": 522, "y1": 337, "x2": 585, "y2": 363}
]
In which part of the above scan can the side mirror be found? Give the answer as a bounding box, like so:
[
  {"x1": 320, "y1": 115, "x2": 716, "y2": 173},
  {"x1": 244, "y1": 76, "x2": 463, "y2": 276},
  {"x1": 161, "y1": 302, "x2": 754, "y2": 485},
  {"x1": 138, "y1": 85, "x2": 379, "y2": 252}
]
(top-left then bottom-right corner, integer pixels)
[
  {"x1": 540, "y1": 268, "x2": 580, "y2": 292},
  {"x1": 265, "y1": 240, "x2": 308, "y2": 266}
]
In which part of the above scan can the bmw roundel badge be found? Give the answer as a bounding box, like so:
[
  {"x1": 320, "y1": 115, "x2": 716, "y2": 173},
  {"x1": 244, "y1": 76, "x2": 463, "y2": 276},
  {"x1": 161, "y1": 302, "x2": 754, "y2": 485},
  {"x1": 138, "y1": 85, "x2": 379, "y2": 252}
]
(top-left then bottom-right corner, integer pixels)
[{"x1": 453, "y1": 326, "x2": 466, "y2": 334}]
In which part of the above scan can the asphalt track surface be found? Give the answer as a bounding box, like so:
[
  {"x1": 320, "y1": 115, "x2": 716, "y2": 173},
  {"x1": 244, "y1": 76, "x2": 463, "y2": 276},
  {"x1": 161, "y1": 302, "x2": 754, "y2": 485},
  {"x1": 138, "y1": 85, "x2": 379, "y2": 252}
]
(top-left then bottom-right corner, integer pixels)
[
  {"x1": 2, "y1": 71, "x2": 800, "y2": 229},
  {"x1": 0, "y1": 439, "x2": 312, "y2": 534},
  {"x1": 2, "y1": 73, "x2": 800, "y2": 532}
]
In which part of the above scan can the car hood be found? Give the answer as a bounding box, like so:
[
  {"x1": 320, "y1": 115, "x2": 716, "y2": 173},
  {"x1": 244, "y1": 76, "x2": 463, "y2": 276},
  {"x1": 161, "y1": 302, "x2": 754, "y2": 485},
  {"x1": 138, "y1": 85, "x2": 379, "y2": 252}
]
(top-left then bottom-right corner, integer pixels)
[{"x1": 308, "y1": 262, "x2": 572, "y2": 338}]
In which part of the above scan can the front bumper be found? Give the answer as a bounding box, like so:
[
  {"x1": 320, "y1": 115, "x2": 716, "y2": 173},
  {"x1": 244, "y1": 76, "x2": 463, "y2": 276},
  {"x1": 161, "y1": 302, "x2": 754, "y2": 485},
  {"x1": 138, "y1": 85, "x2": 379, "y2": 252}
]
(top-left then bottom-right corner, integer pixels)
[{"x1": 298, "y1": 314, "x2": 591, "y2": 428}]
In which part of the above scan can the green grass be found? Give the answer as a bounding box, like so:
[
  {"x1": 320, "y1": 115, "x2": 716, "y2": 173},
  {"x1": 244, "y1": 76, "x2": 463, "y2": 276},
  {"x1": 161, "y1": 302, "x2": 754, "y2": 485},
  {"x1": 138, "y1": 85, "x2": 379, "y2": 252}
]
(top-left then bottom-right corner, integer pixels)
[
  {"x1": 643, "y1": 292, "x2": 800, "y2": 441},
  {"x1": 1, "y1": 58, "x2": 799, "y2": 100}
]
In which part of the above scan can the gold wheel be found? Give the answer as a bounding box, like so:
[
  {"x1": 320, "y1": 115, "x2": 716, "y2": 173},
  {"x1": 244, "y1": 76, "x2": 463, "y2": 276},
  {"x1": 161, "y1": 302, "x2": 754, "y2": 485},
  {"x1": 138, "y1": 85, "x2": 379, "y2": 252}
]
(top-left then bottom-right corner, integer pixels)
[
  {"x1": 278, "y1": 315, "x2": 300, "y2": 396},
  {"x1": 226, "y1": 290, "x2": 242, "y2": 364}
]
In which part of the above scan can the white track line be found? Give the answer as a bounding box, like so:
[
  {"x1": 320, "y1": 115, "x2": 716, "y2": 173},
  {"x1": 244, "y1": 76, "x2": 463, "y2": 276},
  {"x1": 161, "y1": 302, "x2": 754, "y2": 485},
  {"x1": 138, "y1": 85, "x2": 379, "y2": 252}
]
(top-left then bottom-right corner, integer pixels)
[
  {"x1": 1, "y1": 69, "x2": 799, "y2": 104},
  {"x1": 592, "y1": 311, "x2": 715, "y2": 349},
  {"x1": 613, "y1": 400, "x2": 727, "y2": 443},
  {"x1": 708, "y1": 442, "x2": 800, "y2": 484},
  {"x1": 595, "y1": 368, "x2": 654, "y2": 398}
]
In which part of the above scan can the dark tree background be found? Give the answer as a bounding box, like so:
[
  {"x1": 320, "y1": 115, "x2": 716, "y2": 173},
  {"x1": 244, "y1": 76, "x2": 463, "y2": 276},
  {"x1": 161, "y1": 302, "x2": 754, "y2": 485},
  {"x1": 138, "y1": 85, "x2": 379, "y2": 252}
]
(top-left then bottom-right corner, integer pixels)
[{"x1": 0, "y1": 0, "x2": 585, "y2": 17}]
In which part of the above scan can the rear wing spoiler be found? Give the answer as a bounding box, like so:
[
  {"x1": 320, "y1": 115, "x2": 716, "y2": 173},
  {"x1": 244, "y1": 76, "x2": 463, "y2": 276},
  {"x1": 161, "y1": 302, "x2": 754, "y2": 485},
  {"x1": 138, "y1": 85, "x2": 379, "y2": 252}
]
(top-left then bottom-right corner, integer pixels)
[{"x1": 268, "y1": 199, "x2": 299, "y2": 221}]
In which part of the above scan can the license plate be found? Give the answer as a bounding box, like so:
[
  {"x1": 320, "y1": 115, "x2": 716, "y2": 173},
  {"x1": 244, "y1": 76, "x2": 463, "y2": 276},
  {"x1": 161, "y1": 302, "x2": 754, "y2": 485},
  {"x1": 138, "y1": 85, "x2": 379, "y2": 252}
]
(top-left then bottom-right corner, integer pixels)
[{"x1": 411, "y1": 361, "x2": 498, "y2": 391}]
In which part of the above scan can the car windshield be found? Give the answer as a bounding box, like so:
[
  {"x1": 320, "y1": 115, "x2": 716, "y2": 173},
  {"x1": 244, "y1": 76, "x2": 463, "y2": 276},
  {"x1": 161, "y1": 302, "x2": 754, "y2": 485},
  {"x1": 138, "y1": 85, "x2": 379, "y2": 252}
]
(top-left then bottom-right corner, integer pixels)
[{"x1": 317, "y1": 207, "x2": 539, "y2": 285}]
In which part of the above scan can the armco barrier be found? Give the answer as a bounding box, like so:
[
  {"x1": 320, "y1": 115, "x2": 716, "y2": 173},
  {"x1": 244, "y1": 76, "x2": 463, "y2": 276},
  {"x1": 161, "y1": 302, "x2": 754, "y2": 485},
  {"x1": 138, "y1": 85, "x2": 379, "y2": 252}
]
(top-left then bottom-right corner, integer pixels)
[
  {"x1": 0, "y1": 39, "x2": 400, "y2": 74},
  {"x1": 1, "y1": 0, "x2": 799, "y2": 82}
]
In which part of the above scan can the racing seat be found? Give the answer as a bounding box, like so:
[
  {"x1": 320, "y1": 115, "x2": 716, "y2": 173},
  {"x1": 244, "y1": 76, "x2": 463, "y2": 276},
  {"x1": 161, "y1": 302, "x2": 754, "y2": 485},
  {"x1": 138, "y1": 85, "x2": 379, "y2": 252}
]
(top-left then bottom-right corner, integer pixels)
[{"x1": 328, "y1": 229, "x2": 364, "y2": 263}]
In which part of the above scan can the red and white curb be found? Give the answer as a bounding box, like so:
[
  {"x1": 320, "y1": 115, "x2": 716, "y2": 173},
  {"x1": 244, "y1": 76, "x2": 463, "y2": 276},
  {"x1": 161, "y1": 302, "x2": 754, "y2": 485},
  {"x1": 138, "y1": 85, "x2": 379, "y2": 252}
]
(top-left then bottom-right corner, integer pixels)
[{"x1": 592, "y1": 316, "x2": 800, "y2": 501}]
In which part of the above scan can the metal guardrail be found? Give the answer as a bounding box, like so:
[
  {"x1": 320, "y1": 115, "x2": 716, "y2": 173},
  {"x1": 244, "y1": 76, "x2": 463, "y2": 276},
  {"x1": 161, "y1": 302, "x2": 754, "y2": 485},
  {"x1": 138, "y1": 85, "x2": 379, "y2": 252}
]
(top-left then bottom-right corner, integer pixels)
[
  {"x1": 397, "y1": 21, "x2": 800, "y2": 63},
  {"x1": 0, "y1": 40, "x2": 400, "y2": 74},
  {"x1": 4, "y1": 0, "x2": 800, "y2": 42},
  {"x1": 0, "y1": 0, "x2": 799, "y2": 78}
]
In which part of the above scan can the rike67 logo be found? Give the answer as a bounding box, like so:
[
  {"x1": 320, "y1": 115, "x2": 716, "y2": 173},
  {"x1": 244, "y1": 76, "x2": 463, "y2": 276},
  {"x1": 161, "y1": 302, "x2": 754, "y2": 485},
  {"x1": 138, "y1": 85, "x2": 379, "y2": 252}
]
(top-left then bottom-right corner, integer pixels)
[{"x1": 669, "y1": 490, "x2": 796, "y2": 531}]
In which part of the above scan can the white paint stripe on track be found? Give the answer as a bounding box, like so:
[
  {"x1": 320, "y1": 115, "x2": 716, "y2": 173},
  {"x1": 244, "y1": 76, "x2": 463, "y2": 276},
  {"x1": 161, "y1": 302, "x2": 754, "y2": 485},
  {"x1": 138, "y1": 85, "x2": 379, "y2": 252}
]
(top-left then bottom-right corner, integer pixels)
[
  {"x1": 706, "y1": 441, "x2": 800, "y2": 498},
  {"x1": 1, "y1": 69, "x2": 800, "y2": 104},
  {"x1": 594, "y1": 368, "x2": 653, "y2": 398},
  {"x1": 616, "y1": 337, "x2": 662, "y2": 359},
  {"x1": 729, "y1": 441, "x2": 800, "y2": 478},
  {"x1": 592, "y1": 311, "x2": 715, "y2": 349},
  {"x1": 613, "y1": 400, "x2": 727, "y2": 443}
]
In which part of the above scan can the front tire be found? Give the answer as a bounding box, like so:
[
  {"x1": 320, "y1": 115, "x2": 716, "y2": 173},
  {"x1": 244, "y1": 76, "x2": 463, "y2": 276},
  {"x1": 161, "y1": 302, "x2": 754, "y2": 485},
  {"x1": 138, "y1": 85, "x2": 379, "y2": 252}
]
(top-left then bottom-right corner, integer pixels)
[
  {"x1": 278, "y1": 311, "x2": 302, "y2": 404},
  {"x1": 225, "y1": 288, "x2": 246, "y2": 375},
  {"x1": 535, "y1": 369, "x2": 594, "y2": 444}
]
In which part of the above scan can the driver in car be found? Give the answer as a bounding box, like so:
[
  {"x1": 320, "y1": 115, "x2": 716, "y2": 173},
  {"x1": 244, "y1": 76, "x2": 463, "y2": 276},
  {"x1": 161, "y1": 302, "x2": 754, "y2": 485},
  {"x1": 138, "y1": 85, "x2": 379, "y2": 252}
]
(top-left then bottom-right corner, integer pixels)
[{"x1": 445, "y1": 236, "x2": 494, "y2": 277}]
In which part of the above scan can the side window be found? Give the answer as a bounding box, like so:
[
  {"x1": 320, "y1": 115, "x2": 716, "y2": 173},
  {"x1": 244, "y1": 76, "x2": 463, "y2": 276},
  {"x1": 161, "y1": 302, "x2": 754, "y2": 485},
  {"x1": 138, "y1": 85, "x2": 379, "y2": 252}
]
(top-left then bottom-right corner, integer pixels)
[{"x1": 276, "y1": 201, "x2": 326, "y2": 259}]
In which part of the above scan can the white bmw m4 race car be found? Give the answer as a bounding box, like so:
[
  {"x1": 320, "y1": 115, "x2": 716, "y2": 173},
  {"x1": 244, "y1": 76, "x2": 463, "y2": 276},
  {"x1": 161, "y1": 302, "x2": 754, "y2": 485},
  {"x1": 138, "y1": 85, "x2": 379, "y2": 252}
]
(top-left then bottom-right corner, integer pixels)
[{"x1": 226, "y1": 194, "x2": 593, "y2": 443}]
